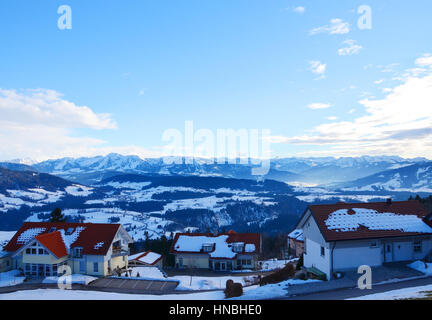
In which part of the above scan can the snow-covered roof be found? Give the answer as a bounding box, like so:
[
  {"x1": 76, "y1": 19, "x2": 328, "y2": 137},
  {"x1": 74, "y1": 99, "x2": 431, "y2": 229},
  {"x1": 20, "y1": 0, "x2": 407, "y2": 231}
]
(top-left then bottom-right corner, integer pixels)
[
  {"x1": 171, "y1": 232, "x2": 260, "y2": 259},
  {"x1": 325, "y1": 208, "x2": 432, "y2": 233},
  {"x1": 4, "y1": 222, "x2": 125, "y2": 256},
  {"x1": 307, "y1": 201, "x2": 432, "y2": 241},
  {"x1": 288, "y1": 229, "x2": 304, "y2": 241},
  {"x1": 129, "y1": 251, "x2": 162, "y2": 265}
]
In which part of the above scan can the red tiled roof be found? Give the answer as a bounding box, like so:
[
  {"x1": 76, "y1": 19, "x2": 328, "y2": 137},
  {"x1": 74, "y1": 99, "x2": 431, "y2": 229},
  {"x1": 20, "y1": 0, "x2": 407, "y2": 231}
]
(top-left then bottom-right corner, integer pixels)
[
  {"x1": 307, "y1": 200, "x2": 432, "y2": 242},
  {"x1": 35, "y1": 231, "x2": 68, "y2": 259},
  {"x1": 170, "y1": 232, "x2": 261, "y2": 259},
  {"x1": 4, "y1": 222, "x2": 121, "y2": 256}
]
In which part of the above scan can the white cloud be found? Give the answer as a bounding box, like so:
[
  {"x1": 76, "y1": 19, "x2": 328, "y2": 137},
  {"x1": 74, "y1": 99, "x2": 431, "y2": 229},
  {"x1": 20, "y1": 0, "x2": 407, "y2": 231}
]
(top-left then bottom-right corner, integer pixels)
[
  {"x1": 270, "y1": 55, "x2": 432, "y2": 158},
  {"x1": 0, "y1": 89, "x2": 164, "y2": 161},
  {"x1": 293, "y1": 6, "x2": 306, "y2": 14},
  {"x1": 0, "y1": 89, "x2": 116, "y2": 130},
  {"x1": 309, "y1": 61, "x2": 326, "y2": 79},
  {"x1": 306, "y1": 103, "x2": 332, "y2": 110},
  {"x1": 415, "y1": 54, "x2": 432, "y2": 67},
  {"x1": 374, "y1": 79, "x2": 384, "y2": 84},
  {"x1": 327, "y1": 116, "x2": 339, "y2": 121},
  {"x1": 338, "y1": 40, "x2": 362, "y2": 56},
  {"x1": 310, "y1": 19, "x2": 350, "y2": 35}
]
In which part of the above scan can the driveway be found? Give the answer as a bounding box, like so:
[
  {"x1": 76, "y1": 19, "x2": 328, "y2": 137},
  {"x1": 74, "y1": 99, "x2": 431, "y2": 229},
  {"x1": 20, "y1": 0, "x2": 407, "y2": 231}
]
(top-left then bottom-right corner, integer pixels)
[
  {"x1": 281, "y1": 262, "x2": 426, "y2": 298},
  {"x1": 285, "y1": 275, "x2": 432, "y2": 300}
]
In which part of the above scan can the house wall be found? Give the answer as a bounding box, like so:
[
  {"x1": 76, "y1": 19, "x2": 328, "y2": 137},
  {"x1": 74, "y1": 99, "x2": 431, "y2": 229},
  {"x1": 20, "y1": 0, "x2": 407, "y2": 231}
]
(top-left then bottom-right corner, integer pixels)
[
  {"x1": 22, "y1": 251, "x2": 68, "y2": 265},
  {"x1": 175, "y1": 253, "x2": 209, "y2": 269},
  {"x1": 332, "y1": 240, "x2": 382, "y2": 271},
  {"x1": 109, "y1": 255, "x2": 128, "y2": 272},
  {"x1": 84, "y1": 255, "x2": 106, "y2": 276},
  {"x1": 302, "y1": 212, "x2": 331, "y2": 278},
  {"x1": 236, "y1": 254, "x2": 257, "y2": 270},
  {"x1": 289, "y1": 239, "x2": 304, "y2": 257}
]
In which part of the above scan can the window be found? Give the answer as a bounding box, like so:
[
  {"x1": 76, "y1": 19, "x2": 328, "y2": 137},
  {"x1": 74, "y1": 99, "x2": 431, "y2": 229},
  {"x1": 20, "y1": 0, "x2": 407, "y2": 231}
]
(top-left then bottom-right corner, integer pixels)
[
  {"x1": 26, "y1": 248, "x2": 31, "y2": 254},
  {"x1": 202, "y1": 243, "x2": 214, "y2": 252},
  {"x1": 93, "y1": 262, "x2": 99, "y2": 273},
  {"x1": 414, "y1": 241, "x2": 422, "y2": 253},
  {"x1": 232, "y1": 243, "x2": 244, "y2": 253},
  {"x1": 304, "y1": 239, "x2": 307, "y2": 255},
  {"x1": 370, "y1": 242, "x2": 378, "y2": 248},
  {"x1": 74, "y1": 247, "x2": 83, "y2": 258},
  {"x1": 38, "y1": 248, "x2": 44, "y2": 255},
  {"x1": 320, "y1": 246, "x2": 325, "y2": 257}
]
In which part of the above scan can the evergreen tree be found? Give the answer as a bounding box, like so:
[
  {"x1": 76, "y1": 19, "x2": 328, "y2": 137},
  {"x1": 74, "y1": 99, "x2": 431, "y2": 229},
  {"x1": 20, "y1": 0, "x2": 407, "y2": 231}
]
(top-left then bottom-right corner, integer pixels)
[{"x1": 49, "y1": 208, "x2": 66, "y2": 222}]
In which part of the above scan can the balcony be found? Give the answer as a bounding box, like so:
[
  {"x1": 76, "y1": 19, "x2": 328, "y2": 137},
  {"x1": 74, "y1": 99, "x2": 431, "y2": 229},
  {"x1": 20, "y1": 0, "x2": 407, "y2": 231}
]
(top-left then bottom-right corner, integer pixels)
[{"x1": 111, "y1": 247, "x2": 129, "y2": 258}]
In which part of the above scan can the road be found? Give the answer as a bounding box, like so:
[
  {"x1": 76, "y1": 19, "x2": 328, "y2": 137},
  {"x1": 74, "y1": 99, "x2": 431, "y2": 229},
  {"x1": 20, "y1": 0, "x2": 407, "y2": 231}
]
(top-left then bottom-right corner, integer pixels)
[{"x1": 282, "y1": 276, "x2": 432, "y2": 300}]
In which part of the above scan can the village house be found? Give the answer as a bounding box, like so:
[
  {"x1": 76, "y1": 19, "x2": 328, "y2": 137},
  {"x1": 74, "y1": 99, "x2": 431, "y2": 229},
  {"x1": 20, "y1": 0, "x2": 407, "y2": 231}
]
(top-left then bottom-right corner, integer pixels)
[
  {"x1": 2, "y1": 222, "x2": 134, "y2": 278},
  {"x1": 294, "y1": 200, "x2": 432, "y2": 280},
  {"x1": 170, "y1": 231, "x2": 261, "y2": 271},
  {"x1": 128, "y1": 251, "x2": 163, "y2": 268},
  {"x1": 287, "y1": 229, "x2": 304, "y2": 258}
]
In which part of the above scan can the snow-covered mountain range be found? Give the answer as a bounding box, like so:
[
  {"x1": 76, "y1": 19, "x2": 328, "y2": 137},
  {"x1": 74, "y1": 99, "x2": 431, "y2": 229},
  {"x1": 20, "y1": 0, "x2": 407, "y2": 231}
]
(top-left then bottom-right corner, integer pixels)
[
  {"x1": 9, "y1": 153, "x2": 429, "y2": 185},
  {"x1": 334, "y1": 162, "x2": 432, "y2": 193}
]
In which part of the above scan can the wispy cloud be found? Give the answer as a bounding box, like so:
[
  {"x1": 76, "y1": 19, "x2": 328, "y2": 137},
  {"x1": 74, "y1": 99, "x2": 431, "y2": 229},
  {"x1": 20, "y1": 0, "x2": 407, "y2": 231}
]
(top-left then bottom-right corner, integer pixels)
[
  {"x1": 306, "y1": 103, "x2": 332, "y2": 110},
  {"x1": 293, "y1": 6, "x2": 306, "y2": 14},
  {"x1": 338, "y1": 40, "x2": 362, "y2": 56},
  {"x1": 309, "y1": 61, "x2": 327, "y2": 79},
  {"x1": 415, "y1": 54, "x2": 432, "y2": 67},
  {"x1": 310, "y1": 19, "x2": 350, "y2": 35}
]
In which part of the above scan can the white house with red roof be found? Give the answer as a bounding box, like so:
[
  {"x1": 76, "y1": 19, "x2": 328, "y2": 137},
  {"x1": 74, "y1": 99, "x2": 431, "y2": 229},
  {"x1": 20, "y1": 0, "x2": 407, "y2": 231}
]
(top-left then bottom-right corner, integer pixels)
[
  {"x1": 170, "y1": 231, "x2": 261, "y2": 271},
  {"x1": 294, "y1": 200, "x2": 432, "y2": 280},
  {"x1": 2, "y1": 222, "x2": 134, "y2": 278}
]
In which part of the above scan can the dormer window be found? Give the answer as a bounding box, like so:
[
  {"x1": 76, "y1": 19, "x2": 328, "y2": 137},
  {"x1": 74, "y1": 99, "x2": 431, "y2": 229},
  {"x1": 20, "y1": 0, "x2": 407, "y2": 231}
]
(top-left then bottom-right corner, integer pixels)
[
  {"x1": 66, "y1": 227, "x2": 74, "y2": 235},
  {"x1": 232, "y1": 242, "x2": 244, "y2": 253},
  {"x1": 202, "y1": 243, "x2": 214, "y2": 252}
]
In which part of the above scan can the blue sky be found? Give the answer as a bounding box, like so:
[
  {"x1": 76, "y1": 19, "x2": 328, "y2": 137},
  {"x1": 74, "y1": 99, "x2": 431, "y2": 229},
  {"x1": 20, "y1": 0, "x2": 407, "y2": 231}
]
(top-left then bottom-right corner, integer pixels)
[{"x1": 1, "y1": 0, "x2": 432, "y2": 161}]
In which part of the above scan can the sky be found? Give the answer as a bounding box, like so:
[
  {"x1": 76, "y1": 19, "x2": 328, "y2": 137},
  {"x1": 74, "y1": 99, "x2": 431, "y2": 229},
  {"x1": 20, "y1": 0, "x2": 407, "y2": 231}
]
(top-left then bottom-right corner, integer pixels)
[{"x1": 1, "y1": 0, "x2": 432, "y2": 161}]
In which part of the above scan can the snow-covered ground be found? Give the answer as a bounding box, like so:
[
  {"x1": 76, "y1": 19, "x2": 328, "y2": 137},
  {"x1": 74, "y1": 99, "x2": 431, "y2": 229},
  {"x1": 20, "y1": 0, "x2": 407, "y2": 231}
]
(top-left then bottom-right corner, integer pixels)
[
  {"x1": 42, "y1": 274, "x2": 97, "y2": 285},
  {"x1": 172, "y1": 275, "x2": 258, "y2": 291},
  {"x1": 407, "y1": 261, "x2": 432, "y2": 275},
  {"x1": 0, "y1": 278, "x2": 320, "y2": 300},
  {"x1": 231, "y1": 279, "x2": 320, "y2": 300},
  {"x1": 120, "y1": 267, "x2": 165, "y2": 279},
  {"x1": 348, "y1": 284, "x2": 432, "y2": 300},
  {"x1": 0, "y1": 270, "x2": 26, "y2": 287},
  {"x1": 259, "y1": 259, "x2": 297, "y2": 272},
  {"x1": 0, "y1": 288, "x2": 226, "y2": 300}
]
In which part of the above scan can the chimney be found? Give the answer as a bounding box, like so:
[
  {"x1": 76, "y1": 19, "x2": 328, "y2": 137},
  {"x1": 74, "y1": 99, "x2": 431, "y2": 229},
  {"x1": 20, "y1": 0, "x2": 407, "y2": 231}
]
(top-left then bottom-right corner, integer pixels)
[{"x1": 386, "y1": 198, "x2": 392, "y2": 205}]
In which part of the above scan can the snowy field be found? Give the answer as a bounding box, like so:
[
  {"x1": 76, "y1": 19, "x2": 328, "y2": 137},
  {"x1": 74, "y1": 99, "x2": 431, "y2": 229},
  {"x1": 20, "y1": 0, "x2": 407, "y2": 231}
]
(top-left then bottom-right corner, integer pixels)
[
  {"x1": 408, "y1": 261, "x2": 432, "y2": 275},
  {"x1": 0, "y1": 270, "x2": 26, "y2": 287},
  {"x1": 0, "y1": 279, "x2": 319, "y2": 300},
  {"x1": 42, "y1": 274, "x2": 97, "y2": 285}
]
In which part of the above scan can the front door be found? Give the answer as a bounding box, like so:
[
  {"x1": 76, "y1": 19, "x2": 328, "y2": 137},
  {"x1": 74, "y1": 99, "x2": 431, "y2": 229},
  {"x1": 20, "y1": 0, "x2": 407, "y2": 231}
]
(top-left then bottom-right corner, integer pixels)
[{"x1": 384, "y1": 243, "x2": 393, "y2": 262}]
